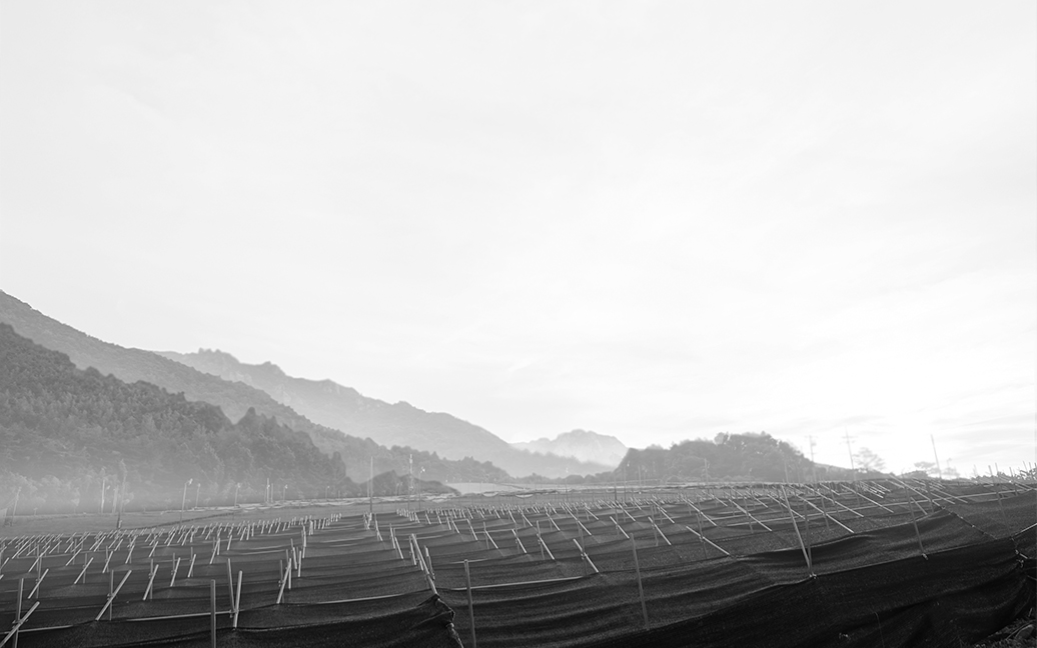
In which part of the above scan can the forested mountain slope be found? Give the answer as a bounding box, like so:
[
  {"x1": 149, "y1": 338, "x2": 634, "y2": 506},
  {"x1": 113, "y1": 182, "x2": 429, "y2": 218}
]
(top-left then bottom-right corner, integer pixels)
[
  {"x1": 0, "y1": 292, "x2": 507, "y2": 486},
  {"x1": 0, "y1": 323, "x2": 350, "y2": 511}
]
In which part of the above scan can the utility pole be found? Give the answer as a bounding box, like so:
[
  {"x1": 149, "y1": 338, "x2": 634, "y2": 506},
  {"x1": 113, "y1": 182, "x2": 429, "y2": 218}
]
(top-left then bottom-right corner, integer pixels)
[
  {"x1": 116, "y1": 476, "x2": 126, "y2": 529},
  {"x1": 368, "y1": 457, "x2": 374, "y2": 516},
  {"x1": 844, "y1": 429, "x2": 856, "y2": 481},
  {"x1": 808, "y1": 436, "x2": 819, "y2": 484},
  {"x1": 930, "y1": 435, "x2": 943, "y2": 480},
  {"x1": 180, "y1": 479, "x2": 192, "y2": 524}
]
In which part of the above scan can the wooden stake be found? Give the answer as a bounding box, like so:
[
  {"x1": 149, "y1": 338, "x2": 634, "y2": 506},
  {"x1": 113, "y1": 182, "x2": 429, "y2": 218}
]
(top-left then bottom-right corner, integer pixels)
[
  {"x1": 631, "y1": 538, "x2": 650, "y2": 630},
  {"x1": 14, "y1": 578, "x2": 22, "y2": 648},
  {"x1": 95, "y1": 570, "x2": 132, "y2": 621},
  {"x1": 781, "y1": 486, "x2": 813, "y2": 574},
  {"x1": 210, "y1": 580, "x2": 217, "y2": 648},
  {"x1": 233, "y1": 571, "x2": 242, "y2": 629},
  {"x1": 74, "y1": 557, "x2": 93, "y2": 585},
  {"x1": 907, "y1": 498, "x2": 927, "y2": 559},
  {"x1": 464, "y1": 560, "x2": 477, "y2": 648}
]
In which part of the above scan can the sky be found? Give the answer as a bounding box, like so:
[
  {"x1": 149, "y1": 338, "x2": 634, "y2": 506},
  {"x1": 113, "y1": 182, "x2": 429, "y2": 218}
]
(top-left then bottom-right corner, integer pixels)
[{"x1": 1, "y1": 1, "x2": 1034, "y2": 476}]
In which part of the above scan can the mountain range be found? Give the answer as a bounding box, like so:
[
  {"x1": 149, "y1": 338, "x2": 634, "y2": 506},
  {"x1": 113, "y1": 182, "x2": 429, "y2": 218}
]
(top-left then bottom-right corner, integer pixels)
[
  {"x1": 155, "y1": 348, "x2": 611, "y2": 477},
  {"x1": 512, "y1": 429, "x2": 627, "y2": 467},
  {"x1": 0, "y1": 290, "x2": 609, "y2": 479}
]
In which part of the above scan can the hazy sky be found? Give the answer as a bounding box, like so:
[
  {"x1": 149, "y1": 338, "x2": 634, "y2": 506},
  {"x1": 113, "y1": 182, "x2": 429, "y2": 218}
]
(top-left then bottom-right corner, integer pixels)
[{"x1": 2, "y1": 1, "x2": 1034, "y2": 475}]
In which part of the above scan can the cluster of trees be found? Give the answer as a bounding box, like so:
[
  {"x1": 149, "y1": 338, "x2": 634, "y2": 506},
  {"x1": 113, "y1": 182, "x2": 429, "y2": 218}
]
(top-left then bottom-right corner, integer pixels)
[
  {"x1": 0, "y1": 324, "x2": 492, "y2": 514},
  {"x1": 612, "y1": 432, "x2": 817, "y2": 483},
  {"x1": 513, "y1": 432, "x2": 877, "y2": 485}
]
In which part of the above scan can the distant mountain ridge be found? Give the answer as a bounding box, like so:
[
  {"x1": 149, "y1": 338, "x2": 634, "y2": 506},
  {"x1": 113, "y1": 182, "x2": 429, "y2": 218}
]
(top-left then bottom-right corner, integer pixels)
[
  {"x1": 0, "y1": 290, "x2": 506, "y2": 482},
  {"x1": 512, "y1": 429, "x2": 628, "y2": 467},
  {"x1": 156, "y1": 348, "x2": 611, "y2": 478},
  {"x1": 0, "y1": 290, "x2": 605, "y2": 478}
]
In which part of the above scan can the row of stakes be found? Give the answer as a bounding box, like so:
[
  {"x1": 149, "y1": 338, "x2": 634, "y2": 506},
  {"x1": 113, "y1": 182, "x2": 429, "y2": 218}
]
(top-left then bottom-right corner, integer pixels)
[
  {"x1": 4, "y1": 481, "x2": 1028, "y2": 647},
  {"x1": 1, "y1": 514, "x2": 344, "y2": 648}
]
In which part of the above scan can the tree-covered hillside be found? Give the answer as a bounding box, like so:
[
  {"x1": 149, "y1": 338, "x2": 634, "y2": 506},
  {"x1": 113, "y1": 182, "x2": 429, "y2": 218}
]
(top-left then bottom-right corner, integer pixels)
[
  {"x1": 0, "y1": 324, "x2": 503, "y2": 513},
  {"x1": 522, "y1": 432, "x2": 863, "y2": 485},
  {"x1": 0, "y1": 290, "x2": 553, "y2": 479},
  {"x1": 617, "y1": 432, "x2": 816, "y2": 483}
]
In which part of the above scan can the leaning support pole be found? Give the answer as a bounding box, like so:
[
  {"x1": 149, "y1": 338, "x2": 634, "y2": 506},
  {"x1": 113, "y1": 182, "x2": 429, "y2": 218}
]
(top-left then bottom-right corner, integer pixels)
[
  {"x1": 276, "y1": 561, "x2": 291, "y2": 604},
  {"x1": 425, "y1": 547, "x2": 435, "y2": 579},
  {"x1": 95, "y1": 570, "x2": 132, "y2": 621},
  {"x1": 12, "y1": 578, "x2": 22, "y2": 648},
  {"x1": 537, "y1": 534, "x2": 556, "y2": 561},
  {"x1": 684, "y1": 525, "x2": 730, "y2": 556},
  {"x1": 233, "y1": 571, "x2": 243, "y2": 629},
  {"x1": 74, "y1": 557, "x2": 94, "y2": 585},
  {"x1": 650, "y1": 522, "x2": 672, "y2": 546},
  {"x1": 226, "y1": 560, "x2": 235, "y2": 610},
  {"x1": 170, "y1": 556, "x2": 181, "y2": 587},
  {"x1": 630, "y1": 537, "x2": 650, "y2": 631},
  {"x1": 573, "y1": 539, "x2": 600, "y2": 573},
  {"x1": 781, "y1": 486, "x2": 813, "y2": 574},
  {"x1": 27, "y1": 569, "x2": 48, "y2": 599},
  {"x1": 1, "y1": 587, "x2": 39, "y2": 648},
  {"x1": 464, "y1": 560, "x2": 477, "y2": 648},
  {"x1": 795, "y1": 494, "x2": 854, "y2": 534},
  {"x1": 143, "y1": 564, "x2": 158, "y2": 601},
  {"x1": 907, "y1": 498, "x2": 927, "y2": 559}
]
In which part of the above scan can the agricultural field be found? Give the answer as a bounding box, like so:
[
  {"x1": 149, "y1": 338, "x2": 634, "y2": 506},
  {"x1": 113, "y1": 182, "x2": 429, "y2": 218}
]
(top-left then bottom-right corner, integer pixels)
[{"x1": 0, "y1": 479, "x2": 1033, "y2": 647}]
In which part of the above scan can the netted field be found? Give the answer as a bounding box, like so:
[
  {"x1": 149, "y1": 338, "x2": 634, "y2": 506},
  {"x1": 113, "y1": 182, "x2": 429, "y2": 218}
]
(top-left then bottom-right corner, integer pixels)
[{"x1": 1, "y1": 479, "x2": 1033, "y2": 647}]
